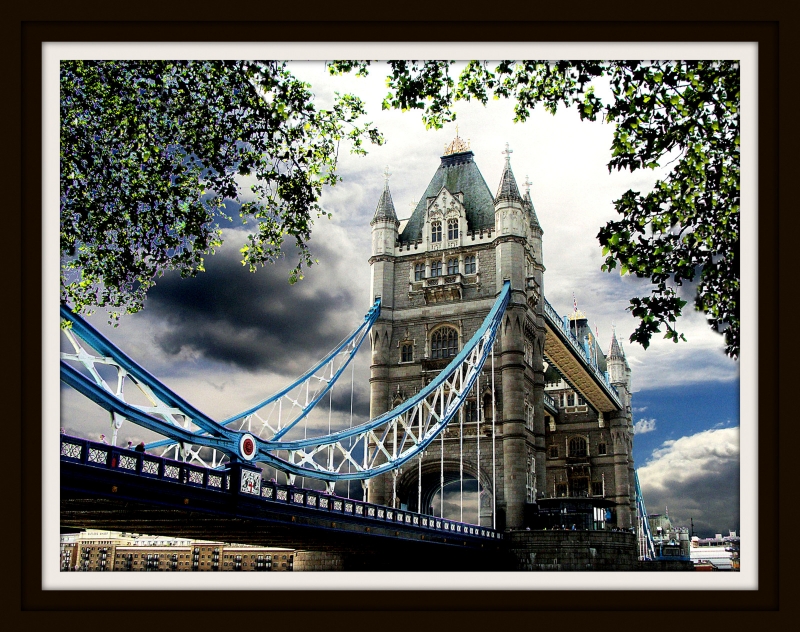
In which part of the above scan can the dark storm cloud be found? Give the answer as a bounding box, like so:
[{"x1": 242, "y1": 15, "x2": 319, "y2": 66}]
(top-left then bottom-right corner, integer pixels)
[
  {"x1": 143, "y1": 232, "x2": 362, "y2": 374},
  {"x1": 638, "y1": 427, "x2": 740, "y2": 537}
]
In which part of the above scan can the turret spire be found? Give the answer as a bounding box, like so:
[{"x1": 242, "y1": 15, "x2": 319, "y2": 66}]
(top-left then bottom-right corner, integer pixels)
[
  {"x1": 608, "y1": 326, "x2": 624, "y2": 360},
  {"x1": 371, "y1": 165, "x2": 399, "y2": 225},
  {"x1": 495, "y1": 143, "x2": 522, "y2": 203}
]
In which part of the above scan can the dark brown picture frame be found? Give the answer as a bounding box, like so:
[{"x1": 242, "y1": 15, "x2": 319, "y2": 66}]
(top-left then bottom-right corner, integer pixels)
[{"x1": 10, "y1": 10, "x2": 786, "y2": 624}]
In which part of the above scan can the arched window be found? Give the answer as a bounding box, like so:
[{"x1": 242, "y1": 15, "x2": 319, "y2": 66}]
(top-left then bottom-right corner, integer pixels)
[
  {"x1": 401, "y1": 343, "x2": 413, "y2": 363},
  {"x1": 483, "y1": 393, "x2": 493, "y2": 421},
  {"x1": 431, "y1": 221, "x2": 442, "y2": 243},
  {"x1": 465, "y1": 399, "x2": 478, "y2": 422},
  {"x1": 568, "y1": 437, "x2": 587, "y2": 458},
  {"x1": 447, "y1": 258, "x2": 458, "y2": 275},
  {"x1": 430, "y1": 261, "x2": 442, "y2": 277},
  {"x1": 464, "y1": 255, "x2": 476, "y2": 274},
  {"x1": 431, "y1": 327, "x2": 458, "y2": 359},
  {"x1": 414, "y1": 263, "x2": 425, "y2": 281},
  {"x1": 447, "y1": 218, "x2": 459, "y2": 240}
]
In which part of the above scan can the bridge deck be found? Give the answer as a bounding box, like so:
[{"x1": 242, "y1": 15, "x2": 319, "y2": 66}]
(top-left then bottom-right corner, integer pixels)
[
  {"x1": 542, "y1": 299, "x2": 622, "y2": 413},
  {"x1": 61, "y1": 437, "x2": 502, "y2": 562}
]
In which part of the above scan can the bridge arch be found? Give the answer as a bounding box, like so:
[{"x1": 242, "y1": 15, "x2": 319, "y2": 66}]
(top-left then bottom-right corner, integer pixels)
[{"x1": 394, "y1": 458, "x2": 493, "y2": 525}]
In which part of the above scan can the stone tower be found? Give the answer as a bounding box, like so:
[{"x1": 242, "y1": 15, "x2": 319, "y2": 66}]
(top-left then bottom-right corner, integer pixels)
[
  {"x1": 606, "y1": 329, "x2": 636, "y2": 527},
  {"x1": 367, "y1": 135, "x2": 547, "y2": 530}
]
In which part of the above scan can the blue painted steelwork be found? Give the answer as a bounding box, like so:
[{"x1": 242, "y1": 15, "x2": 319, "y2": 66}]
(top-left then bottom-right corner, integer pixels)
[
  {"x1": 543, "y1": 392, "x2": 557, "y2": 414},
  {"x1": 635, "y1": 470, "x2": 657, "y2": 560},
  {"x1": 542, "y1": 297, "x2": 622, "y2": 408},
  {"x1": 60, "y1": 284, "x2": 510, "y2": 482}
]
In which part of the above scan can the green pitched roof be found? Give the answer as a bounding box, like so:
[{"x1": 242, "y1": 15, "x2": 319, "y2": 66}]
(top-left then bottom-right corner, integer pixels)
[{"x1": 399, "y1": 151, "x2": 496, "y2": 244}]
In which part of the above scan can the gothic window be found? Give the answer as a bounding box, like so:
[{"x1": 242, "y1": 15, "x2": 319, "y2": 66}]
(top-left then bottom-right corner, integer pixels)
[
  {"x1": 401, "y1": 343, "x2": 413, "y2": 363},
  {"x1": 414, "y1": 263, "x2": 425, "y2": 281},
  {"x1": 447, "y1": 258, "x2": 458, "y2": 275},
  {"x1": 431, "y1": 221, "x2": 442, "y2": 243},
  {"x1": 549, "y1": 445, "x2": 558, "y2": 458},
  {"x1": 465, "y1": 399, "x2": 478, "y2": 423},
  {"x1": 577, "y1": 394, "x2": 585, "y2": 406},
  {"x1": 447, "y1": 219, "x2": 459, "y2": 240},
  {"x1": 567, "y1": 392, "x2": 575, "y2": 407},
  {"x1": 483, "y1": 393, "x2": 493, "y2": 421},
  {"x1": 568, "y1": 437, "x2": 587, "y2": 458},
  {"x1": 464, "y1": 255, "x2": 476, "y2": 275},
  {"x1": 592, "y1": 482, "x2": 603, "y2": 496},
  {"x1": 525, "y1": 401, "x2": 534, "y2": 431},
  {"x1": 598, "y1": 443, "x2": 607, "y2": 456},
  {"x1": 431, "y1": 327, "x2": 458, "y2": 359},
  {"x1": 526, "y1": 453, "x2": 535, "y2": 502},
  {"x1": 430, "y1": 261, "x2": 442, "y2": 277}
]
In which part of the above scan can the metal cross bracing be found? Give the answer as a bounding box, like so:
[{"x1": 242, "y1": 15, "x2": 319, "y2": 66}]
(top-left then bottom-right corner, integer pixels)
[
  {"x1": 60, "y1": 282, "x2": 511, "y2": 487},
  {"x1": 61, "y1": 298, "x2": 380, "y2": 469}
]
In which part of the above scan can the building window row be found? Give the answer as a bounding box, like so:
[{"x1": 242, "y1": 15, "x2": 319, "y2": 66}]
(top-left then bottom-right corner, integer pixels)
[
  {"x1": 412, "y1": 256, "x2": 477, "y2": 281},
  {"x1": 547, "y1": 438, "x2": 607, "y2": 458}
]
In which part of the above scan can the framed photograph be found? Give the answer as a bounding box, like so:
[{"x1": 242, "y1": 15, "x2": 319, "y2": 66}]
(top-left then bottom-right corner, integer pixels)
[{"x1": 17, "y1": 17, "x2": 780, "y2": 617}]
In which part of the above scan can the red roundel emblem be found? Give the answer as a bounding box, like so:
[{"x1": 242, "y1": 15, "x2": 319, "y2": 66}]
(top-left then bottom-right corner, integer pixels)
[
  {"x1": 239, "y1": 433, "x2": 257, "y2": 460},
  {"x1": 243, "y1": 438, "x2": 254, "y2": 455}
]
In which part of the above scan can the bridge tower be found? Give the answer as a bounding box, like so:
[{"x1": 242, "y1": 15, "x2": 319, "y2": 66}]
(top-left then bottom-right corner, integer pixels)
[
  {"x1": 369, "y1": 168, "x2": 400, "y2": 427},
  {"x1": 367, "y1": 134, "x2": 547, "y2": 530},
  {"x1": 606, "y1": 330, "x2": 636, "y2": 528}
]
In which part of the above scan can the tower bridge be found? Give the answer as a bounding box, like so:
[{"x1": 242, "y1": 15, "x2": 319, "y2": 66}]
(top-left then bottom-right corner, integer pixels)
[{"x1": 60, "y1": 135, "x2": 652, "y2": 570}]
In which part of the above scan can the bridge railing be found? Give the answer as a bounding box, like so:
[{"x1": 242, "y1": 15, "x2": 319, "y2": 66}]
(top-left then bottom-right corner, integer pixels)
[
  {"x1": 61, "y1": 435, "x2": 502, "y2": 542},
  {"x1": 542, "y1": 297, "x2": 621, "y2": 406},
  {"x1": 61, "y1": 435, "x2": 233, "y2": 491}
]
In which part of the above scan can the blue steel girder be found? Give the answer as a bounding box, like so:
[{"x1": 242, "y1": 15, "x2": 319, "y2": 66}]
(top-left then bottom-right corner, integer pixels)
[
  {"x1": 635, "y1": 470, "x2": 657, "y2": 560},
  {"x1": 212, "y1": 282, "x2": 509, "y2": 481},
  {"x1": 541, "y1": 297, "x2": 622, "y2": 413},
  {"x1": 60, "y1": 298, "x2": 380, "y2": 467},
  {"x1": 60, "y1": 283, "x2": 510, "y2": 482}
]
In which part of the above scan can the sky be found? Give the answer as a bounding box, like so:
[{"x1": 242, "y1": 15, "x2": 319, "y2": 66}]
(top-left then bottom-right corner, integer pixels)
[{"x1": 58, "y1": 60, "x2": 744, "y2": 539}]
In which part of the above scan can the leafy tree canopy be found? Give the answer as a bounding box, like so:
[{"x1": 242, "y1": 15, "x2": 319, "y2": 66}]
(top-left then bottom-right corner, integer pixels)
[
  {"x1": 329, "y1": 60, "x2": 739, "y2": 358},
  {"x1": 61, "y1": 60, "x2": 382, "y2": 321}
]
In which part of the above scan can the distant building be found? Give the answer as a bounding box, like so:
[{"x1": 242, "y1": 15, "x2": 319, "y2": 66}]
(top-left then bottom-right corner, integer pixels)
[
  {"x1": 60, "y1": 529, "x2": 295, "y2": 572},
  {"x1": 691, "y1": 530, "x2": 740, "y2": 571},
  {"x1": 645, "y1": 510, "x2": 691, "y2": 559}
]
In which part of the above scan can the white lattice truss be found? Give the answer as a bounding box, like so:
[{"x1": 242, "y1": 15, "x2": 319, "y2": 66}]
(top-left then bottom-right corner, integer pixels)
[{"x1": 60, "y1": 284, "x2": 509, "y2": 482}]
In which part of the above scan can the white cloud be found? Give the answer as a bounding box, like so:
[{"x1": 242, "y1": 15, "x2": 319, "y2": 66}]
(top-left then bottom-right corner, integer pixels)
[
  {"x1": 633, "y1": 418, "x2": 657, "y2": 434},
  {"x1": 638, "y1": 427, "x2": 739, "y2": 536}
]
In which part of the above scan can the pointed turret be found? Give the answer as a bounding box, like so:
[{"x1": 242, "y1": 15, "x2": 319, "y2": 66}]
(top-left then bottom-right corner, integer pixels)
[
  {"x1": 522, "y1": 175, "x2": 541, "y2": 229},
  {"x1": 371, "y1": 166, "x2": 399, "y2": 258},
  {"x1": 371, "y1": 171, "x2": 399, "y2": 226},
  {"x1": 495, "y1": 143, "x2": 523, "y2": 203},
  {"x1": 607, "y1": 327, "x2": 632, "y2": 401},
  {"x1": 608, "y1": 328, "x2": 624, "y2": 360}
]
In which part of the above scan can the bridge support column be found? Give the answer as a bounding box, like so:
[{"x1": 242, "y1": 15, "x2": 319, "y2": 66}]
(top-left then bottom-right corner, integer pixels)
[
  {"x1": 500, "y1": 297, "x2": 528, "y2": 530},
  {"x1": 609, "y1": 411, "x2": 634, "y2": 528},
  {"x1": 368, "y1": 317, "x2": 393, "y2": 507}
]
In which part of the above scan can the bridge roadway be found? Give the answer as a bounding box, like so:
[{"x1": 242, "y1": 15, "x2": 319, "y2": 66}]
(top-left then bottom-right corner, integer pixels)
[
  {"x1": 60, "y1": 436, "x2": 507, "y2": 571},
  {"x1": 542, "y1": 297, "x2": 622, "y2": 413}
]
